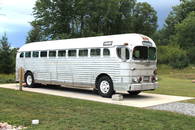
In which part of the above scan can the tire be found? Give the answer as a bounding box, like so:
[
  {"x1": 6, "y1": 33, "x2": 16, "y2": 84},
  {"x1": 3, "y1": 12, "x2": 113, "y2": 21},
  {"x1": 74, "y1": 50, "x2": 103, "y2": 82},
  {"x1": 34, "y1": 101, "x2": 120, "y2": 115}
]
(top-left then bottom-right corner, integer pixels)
[
  {"x1": 25, "y1": 72, "x2": 35, "y2": 88},
  {"x1": 128, "y1": 91, "x2": 141, "y2": 95},
  {"x1": 97, "y1": 76, "x2": 114, "y2": 98}
]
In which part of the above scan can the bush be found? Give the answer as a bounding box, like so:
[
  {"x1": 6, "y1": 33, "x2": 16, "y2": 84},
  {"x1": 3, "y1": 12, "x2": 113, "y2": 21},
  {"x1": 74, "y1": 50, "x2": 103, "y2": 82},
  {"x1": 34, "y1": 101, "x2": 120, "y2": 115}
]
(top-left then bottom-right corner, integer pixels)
[
  {"x1": 157, "y1": 46, "x2": 169, "y2": 64},
  {"x1": 158, "y1": 45, "x2": 189, "y2": 69},
  {"x1": 187, "y1": 47, "x2": 195, "y2": 64},
  {"x1": 0, "y1": 74, "x2": 15, "y2": 84}
]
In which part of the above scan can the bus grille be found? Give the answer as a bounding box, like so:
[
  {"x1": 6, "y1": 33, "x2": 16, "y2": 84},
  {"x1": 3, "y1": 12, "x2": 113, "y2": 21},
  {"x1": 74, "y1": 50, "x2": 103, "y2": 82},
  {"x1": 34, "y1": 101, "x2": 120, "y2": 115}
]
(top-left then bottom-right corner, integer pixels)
[{"x1": 143, "y1": 76, "x2": 150, "y2": 82}]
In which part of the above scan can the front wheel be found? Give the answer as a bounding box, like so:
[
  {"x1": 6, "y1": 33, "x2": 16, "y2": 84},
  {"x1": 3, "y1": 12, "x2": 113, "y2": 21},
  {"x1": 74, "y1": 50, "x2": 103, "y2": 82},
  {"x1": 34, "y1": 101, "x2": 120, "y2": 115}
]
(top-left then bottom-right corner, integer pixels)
[
  {"x1": 128, "y1": 91, "x2": 141, "y2": 95},
  {"x1": 97, "y1": 76, "x2": 114, "y2": 98},
  {"x1": 25, "y1": 72, "x2": 35, "y2": 88}
]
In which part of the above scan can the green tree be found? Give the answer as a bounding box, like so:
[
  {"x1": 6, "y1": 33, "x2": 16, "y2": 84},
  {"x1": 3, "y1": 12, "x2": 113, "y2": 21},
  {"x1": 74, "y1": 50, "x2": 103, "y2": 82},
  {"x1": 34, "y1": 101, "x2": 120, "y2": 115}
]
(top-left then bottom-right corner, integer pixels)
[
  {"x1": 0, "y1": 34, "x2": 16, "y2": 74},
  {"x1": 133, "y1": 2, "x2": 157, "y2": 36},
  {"x1": 172, "y1": 12, "x2": 195, "y2": 63},
  {"x1": 26, "y1": 21, "x2": 44, "y2": 43},
  {"x1": 158, "y1": 45, "x2": 189, "y2": 69},
  {"x1": 173, "y1": 12, "x2": 195, "y2": 49},
  {"x1": 158, "y1": 0, "x2": 195, "y2": 45},
  {"x1": 28, "y1": 0, "x2": 157, "y2": 41}
]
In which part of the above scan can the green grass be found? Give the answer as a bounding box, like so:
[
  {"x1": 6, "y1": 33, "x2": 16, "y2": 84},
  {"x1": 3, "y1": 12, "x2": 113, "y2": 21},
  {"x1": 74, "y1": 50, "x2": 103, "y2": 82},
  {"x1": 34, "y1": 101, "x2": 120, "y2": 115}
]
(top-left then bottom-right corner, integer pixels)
[
  {"x1": 148, "y1": 75, "x2": 195, "y2": 97},
  {"x1": 147, "y1": 64, "x2": 195, "y2": 104},
  {"x1": 182, "y1": 99, "x2": 195, "y2": 104},
  {"x1": 158, "y1": 64, "x2": 195, "y2": 80},
  {"x1": 0, "y1": 88, "x2": 195, "y2": 130},
  {"x1": 0, "y1": 74, "x2": 15, "y2": 84}
]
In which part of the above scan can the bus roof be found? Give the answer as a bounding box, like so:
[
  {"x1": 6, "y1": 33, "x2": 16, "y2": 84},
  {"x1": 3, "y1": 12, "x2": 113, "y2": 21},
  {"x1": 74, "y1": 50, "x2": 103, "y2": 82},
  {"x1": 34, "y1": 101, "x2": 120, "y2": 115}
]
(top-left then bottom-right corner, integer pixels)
[{"x1": 19, "y1": 33, "x2": 156, "y2": 52}]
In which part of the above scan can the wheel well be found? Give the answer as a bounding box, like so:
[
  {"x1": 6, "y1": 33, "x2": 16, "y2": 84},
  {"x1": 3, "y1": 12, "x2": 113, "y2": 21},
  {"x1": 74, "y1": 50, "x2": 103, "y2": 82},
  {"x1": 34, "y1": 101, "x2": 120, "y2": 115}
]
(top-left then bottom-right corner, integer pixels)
[
  {"x1": 95, "y1": 73, "x2": 112, "y2": 89},
  {"x1": 24, "y1": 70, "x2": 33, "y2": 79},
  {"x1": 25, "y1": 70, "x2": 32, "y2": 75}
]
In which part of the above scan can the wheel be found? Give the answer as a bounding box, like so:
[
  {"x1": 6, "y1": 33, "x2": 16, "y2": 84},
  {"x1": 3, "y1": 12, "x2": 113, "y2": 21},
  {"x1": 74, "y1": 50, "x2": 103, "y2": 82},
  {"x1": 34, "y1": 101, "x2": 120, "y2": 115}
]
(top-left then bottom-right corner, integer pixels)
[
  {"x1": 25, "y1": 72, "x2": 35, "y2": 88},
  {"x1": 97, "y1": 76, "x2": 114, "y2": 98},
  {"x1": 128, "y1": 91, "x2": 141, "y2": 95}
]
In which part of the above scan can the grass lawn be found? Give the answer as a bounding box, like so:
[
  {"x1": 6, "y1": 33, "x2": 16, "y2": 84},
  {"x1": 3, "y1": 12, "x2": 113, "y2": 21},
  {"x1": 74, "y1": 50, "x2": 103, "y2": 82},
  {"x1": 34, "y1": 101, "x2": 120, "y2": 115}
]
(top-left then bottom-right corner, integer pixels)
[
  {"x1": 147, "y1": 65, "x2": 195, "y2": 104},
  {"x1": 0, "y1": 88, "x2": 195, "y2": 130},
  {"x1": 1, "y1": 65, "x2": 195, "y2": 104},
  {"x1": 183, "y1": 99, "x2": 195, "y2": 104},
  {"x1": 148, "y1": 75, "x2": 195, "y2": 97},
  {"x1": 0, "y1": 74, "x2": 15, "y2": 84}
]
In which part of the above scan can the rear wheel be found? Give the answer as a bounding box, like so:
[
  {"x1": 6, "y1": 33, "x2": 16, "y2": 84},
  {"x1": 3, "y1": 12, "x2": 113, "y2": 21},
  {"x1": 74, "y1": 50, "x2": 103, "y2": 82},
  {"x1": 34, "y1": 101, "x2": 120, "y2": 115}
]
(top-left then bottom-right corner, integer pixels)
[
  {"x1": 25, "y1": 72, "x2": 35, "y2": 88},
  {"x1": 128, "y1": 91, "x2": 141, "y2": 95},
  {"x1": 97, "y1": 76, "x2": 114, "y2": 98}
]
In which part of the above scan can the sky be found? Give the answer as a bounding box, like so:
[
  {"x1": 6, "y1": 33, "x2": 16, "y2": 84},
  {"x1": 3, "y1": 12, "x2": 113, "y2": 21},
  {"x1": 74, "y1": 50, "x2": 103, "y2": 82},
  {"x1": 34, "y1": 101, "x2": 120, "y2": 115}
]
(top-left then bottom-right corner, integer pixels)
[{"x1": 0, "y1": 0, "x2": 180, "y2": 48}]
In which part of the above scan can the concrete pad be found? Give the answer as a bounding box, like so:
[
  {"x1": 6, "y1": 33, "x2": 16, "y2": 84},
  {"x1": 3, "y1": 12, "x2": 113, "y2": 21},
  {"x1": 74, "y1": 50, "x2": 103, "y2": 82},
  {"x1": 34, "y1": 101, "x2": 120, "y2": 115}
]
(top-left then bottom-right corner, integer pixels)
[{"x1": 0, "y1": 83, "x2": 194, "y2": 108}]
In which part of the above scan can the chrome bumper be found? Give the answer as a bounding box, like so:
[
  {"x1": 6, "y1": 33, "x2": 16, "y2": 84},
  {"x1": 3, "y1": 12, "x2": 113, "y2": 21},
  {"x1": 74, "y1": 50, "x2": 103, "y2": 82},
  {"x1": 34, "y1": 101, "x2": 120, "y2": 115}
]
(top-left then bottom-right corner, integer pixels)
[{"x1": 130, "y1": 82, "x2": 159, "y2": 91}]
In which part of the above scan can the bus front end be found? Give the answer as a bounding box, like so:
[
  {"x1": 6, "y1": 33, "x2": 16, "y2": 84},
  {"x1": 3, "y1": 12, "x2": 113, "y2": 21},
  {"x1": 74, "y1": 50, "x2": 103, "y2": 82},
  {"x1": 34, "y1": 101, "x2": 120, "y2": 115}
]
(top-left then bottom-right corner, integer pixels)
[{"x1": 115, "y1": 36, "x2": 158, "y2": 95}]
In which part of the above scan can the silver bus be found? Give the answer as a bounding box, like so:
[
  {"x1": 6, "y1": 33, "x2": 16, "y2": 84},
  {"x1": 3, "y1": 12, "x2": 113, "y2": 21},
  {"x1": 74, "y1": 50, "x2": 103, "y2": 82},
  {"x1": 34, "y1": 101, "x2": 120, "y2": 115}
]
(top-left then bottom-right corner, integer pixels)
[{"x1": 16, "y1": 33, "x2": 158, "y2": 97}]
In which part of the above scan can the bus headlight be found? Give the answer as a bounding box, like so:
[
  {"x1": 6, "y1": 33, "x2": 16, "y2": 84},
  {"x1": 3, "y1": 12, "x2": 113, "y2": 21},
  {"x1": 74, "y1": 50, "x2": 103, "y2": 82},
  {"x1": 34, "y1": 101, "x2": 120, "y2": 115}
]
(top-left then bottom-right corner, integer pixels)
[
  {"x1": 151, "y1": 76, "x2": 158, "y2": 82},
  {"x1": 132, "y1": 77, "x2": 138, "y2": 83},
  {"x1": 132, "y1": 77, "x2": 142, "y2": 83},
  {"x1": 154, "y1": 69, "x2": 157, "y2": 75}
]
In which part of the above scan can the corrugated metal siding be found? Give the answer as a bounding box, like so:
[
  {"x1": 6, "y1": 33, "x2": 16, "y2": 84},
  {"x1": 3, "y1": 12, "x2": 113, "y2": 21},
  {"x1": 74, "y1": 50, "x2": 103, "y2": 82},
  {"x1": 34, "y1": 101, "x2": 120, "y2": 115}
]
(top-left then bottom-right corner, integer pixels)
[{"x1": 16, "y1": 57, "x2": 121, "y2": 88}]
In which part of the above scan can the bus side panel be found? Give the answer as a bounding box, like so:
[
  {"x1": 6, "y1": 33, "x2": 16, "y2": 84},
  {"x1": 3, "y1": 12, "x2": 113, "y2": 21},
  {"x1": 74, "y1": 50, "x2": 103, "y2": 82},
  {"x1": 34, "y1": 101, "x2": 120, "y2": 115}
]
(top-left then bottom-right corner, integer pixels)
[
  {"x1": 16, "y1": 54, "x2": 123, "y2": 91},
  {"x1": 56, "y1": 57, "x2": 120, "y2": 88},
  {"x1": 57, "y1": 58, "x2": 73, "y2": 86}
]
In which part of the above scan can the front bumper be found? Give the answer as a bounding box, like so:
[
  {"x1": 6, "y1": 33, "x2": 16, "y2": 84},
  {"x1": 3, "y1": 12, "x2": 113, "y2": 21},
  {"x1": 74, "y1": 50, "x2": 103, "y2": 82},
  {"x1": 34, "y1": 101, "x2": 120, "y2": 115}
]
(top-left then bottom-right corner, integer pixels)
[{"x1": 130, "y1": 82, "x2": 158, "y2": 91}]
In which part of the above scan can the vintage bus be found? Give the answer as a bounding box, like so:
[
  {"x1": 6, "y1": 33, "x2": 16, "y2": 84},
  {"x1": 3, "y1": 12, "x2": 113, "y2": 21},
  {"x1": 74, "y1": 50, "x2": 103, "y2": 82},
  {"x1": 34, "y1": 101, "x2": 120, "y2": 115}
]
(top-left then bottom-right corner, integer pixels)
[{"x1": 16, "y1": 33, "x2": 158, "y2": 97}]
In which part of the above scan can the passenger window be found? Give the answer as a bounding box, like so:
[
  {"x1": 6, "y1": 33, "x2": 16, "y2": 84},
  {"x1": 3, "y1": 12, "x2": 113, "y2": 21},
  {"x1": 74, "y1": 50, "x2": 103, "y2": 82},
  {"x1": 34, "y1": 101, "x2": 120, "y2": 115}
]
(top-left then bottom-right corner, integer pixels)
[
  {"x1": 68, "y1": 50, "x2": 76, "y2": 57},
  {"x1": 25, "y1": 52, "x2": 31, "y2": 58},
  {"x1": 79, "y1": 49, "x2": 88, "y2": 57},
  {"x1": 33, "y1": 51, "x2": 39, "y2": 58},
  {"x1": 58, "y1": 50, "x2": 66, "y2": 57},
  {"x1": 91, "y1": 49, "x2": 100, "y2": 56},
  {"x1": 49, "y1": 50, "x2": 56, "y2": 57},
  {"x1": 40, "y1": 51, "x2": 47, "y2": 57},
  {"x1": 116, "y1": 47, "x2": 130, "y2": 61},
  {"x1": 20, "y1": 52, "x2": 24, "y2": 58},
  {"x1": 103, "y1": 48, "x2": 110, "y2": 56}
]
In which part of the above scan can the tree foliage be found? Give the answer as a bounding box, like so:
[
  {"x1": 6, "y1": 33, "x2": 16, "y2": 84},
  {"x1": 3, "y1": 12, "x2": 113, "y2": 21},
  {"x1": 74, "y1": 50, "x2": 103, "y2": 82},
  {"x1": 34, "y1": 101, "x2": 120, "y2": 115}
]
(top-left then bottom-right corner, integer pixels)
[
  {"x1": 26, "y1": 0, "x2": 157, "y2": 42},
  {"x1": 155, "y1": 0, "x2": 195, "y2": 67},
  {"x1": 0, "y1": 34, "x2": 16, "y2": 74},
  {"x1": 26, "y1": 21, "x2": 44, "y2": 43},
  {"x1": 158, "y1": 45, "x2": 189, "y2": 69},
  {"x1": 173, "y1": 12, "x2": 195, "y2": 49},
  {"x1": 157, "y1": 0, "x2": 195, "y2": 45}
]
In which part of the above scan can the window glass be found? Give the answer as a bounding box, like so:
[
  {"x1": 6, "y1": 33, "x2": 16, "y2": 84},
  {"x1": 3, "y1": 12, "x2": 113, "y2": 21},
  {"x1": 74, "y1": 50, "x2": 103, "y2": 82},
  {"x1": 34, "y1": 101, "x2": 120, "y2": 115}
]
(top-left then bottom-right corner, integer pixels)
[
  {"x1": 116, "y1": 47, "x2": 129, "y2": 60},
  {"x1": 68, "y1": 50, "x2": 76, "y2": 57},
  {"x1": 133, "y1": 46, "x2": 148, "y2": 60},
  {"x1": 33, "y1": 51, "x2": 39, "y2": 58},
  {"x1": 148, "y1": 47, "x2": 156, "y2": 60},
  {"x1": 49, "y1": 50, "x2": 56, "y2": 57},
  {"x1": 25, "y1": 52, "x2": 31, "y2": 58},
  {"x1": 20, "y1": 52, "x2": 24, "y2": 58},
  {"x1": 40, "y1": 51, "x2": 47, "y2": 57},
  {"x1": 58, "y1": 50, "x2": 66, "y2": 57},
  {"x1": 103, "y1": 48, "x2": 110, "y2": 56},
  {"x1": 79, "y1": 49, "x2": 88, "y2": 57},
  {"x1": 91, "y1": 49, "x2": 100, "y2": 56}
]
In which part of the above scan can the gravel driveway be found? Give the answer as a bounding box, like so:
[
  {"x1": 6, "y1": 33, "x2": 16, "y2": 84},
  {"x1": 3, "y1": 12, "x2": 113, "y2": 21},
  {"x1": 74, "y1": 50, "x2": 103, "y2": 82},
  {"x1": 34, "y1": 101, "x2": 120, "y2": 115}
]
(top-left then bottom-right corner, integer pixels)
[{"x1": 149, "y1": 102, "x2": 195, "y2": 116}]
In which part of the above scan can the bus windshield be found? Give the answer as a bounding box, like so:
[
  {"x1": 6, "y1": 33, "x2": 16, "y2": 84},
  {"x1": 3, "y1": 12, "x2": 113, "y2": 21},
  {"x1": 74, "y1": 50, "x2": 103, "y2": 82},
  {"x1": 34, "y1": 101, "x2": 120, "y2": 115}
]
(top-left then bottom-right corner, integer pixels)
[{"x1": 133, "y1": 46, "x2": 156, "y2": 60}]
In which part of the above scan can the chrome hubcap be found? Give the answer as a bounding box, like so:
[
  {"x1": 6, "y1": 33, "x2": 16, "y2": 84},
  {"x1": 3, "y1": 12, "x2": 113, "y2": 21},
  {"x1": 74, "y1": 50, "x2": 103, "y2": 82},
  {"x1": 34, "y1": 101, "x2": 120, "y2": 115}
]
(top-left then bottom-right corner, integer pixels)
[
  {"x1": 100, "y1": 81, "x2": 110, "y2": 94},
  {"x1": 27, "y1": 75, "x2": 32, "y2": 85}
]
